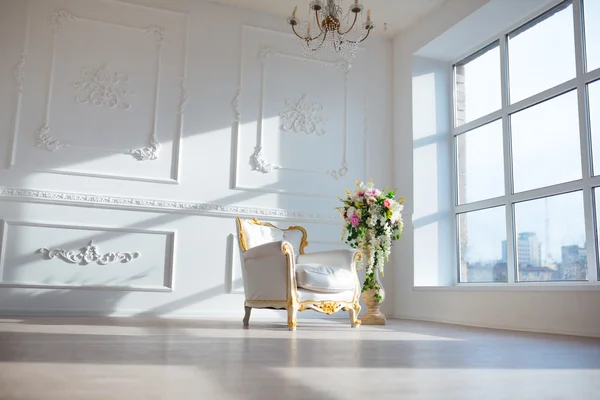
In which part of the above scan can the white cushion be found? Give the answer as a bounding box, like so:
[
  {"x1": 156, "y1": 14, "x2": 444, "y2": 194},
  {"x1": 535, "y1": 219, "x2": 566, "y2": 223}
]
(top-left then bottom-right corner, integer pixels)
[
  {"x1": 297, "y1": 288, "x2": 355, "y2": 303},
  {"x1": 295, "y1": 263, "x2": 355, "y2": 293}
]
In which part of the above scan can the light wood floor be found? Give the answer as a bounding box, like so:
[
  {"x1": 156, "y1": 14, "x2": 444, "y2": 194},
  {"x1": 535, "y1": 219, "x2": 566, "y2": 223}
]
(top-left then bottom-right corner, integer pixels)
[{"x1": 0, "y1": 316, "x2": 598, "y2": 400}]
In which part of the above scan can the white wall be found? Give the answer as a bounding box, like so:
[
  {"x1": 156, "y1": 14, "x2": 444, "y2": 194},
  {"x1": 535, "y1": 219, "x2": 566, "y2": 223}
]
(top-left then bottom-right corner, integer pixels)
[
  {"x1": 411, "y1": 55, "x2": 453, "y2": 287},
  {"x1": 392, "y1": 0, "x2": 600, "y2": 337},
  {"x1": 0, "y1": 0, "x2": 393, "y2": 317}
]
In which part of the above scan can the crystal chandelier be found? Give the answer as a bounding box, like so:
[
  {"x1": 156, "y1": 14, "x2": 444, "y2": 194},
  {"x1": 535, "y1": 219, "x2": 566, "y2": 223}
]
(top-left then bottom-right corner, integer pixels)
[{"x1": 287, "y1": 0, "x2": 375, "y2": 70}]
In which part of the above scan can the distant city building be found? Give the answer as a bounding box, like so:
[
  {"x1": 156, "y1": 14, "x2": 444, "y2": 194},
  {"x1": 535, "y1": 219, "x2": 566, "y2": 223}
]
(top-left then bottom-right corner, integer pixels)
[
  {"x1": 560, "y1": 245, "x2": 587, "y2": 280},
  {"x1": 468, "y1": 235, "x2": 586, "y2": 284},
  {"x1": 499, "y1": 236, "x2": 587, "y2": 281},
  {"x1": 493, "y1": 262, "x2": 508, "y2": 282},
  {"x1": 501, "y1": 232, "x2": 541, "y2": 267},
  {"x1": 519, "y1": 265, "x2": 556, "y2": 281},
  {"x1": 517, "y1": 232, "x2": 541, "y2": 267}
]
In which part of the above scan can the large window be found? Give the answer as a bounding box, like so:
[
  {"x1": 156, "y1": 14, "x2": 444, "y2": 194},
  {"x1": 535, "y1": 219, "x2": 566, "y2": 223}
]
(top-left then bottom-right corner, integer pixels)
[{"x1": 452, "y1": 0, "x2": 600, "y2": 284}]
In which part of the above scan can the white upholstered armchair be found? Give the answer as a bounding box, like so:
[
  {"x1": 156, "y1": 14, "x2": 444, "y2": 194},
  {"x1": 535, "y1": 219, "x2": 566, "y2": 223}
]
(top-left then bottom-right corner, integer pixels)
[{"x1": 236, "y1": 217, "x2": 362, "y2": 330}]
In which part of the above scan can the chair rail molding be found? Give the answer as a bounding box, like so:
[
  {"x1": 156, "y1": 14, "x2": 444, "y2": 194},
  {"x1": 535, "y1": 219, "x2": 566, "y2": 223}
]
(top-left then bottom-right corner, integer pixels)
[{"x1": 0, "y1": 188, "x2": 340, "y2": 223}]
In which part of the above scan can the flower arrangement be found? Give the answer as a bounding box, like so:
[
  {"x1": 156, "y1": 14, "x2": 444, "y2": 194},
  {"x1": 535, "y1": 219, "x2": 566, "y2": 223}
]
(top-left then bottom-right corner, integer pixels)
[{"x1": 336, "y1": 179, "x2": 404, "y2": 302}]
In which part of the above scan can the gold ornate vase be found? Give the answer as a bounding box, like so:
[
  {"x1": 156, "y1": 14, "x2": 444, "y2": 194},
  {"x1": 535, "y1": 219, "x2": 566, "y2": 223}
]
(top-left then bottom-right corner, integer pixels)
[{"x1": 360, "y1": 264, "x2": 386, "y2": 325}]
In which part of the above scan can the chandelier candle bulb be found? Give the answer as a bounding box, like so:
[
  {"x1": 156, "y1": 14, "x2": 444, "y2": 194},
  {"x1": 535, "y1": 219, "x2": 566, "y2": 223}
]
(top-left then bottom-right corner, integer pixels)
[
  {"x1": 292, "y1": 5, "x2": 297, "y2": 16},
  {"x1": 367, "y1": 9, "x2": 371, "y2": 21}
]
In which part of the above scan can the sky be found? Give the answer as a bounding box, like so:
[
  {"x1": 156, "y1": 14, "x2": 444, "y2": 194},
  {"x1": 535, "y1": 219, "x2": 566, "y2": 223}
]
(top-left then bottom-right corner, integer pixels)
[{"x1": 458, "y1": 0, "x2": 599, "y2": 266}]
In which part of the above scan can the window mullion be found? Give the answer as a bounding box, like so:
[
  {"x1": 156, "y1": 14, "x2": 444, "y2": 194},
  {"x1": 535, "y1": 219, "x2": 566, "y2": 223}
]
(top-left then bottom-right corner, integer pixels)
[
  {"x1": 573, "y1": 0, "x2": 598, "y2": 282},
  {"x1": 585, "y1": 183, "x2": 599, "y2": 282},
  {"x1": 500, "y1": 34, "x2": 516, "y2": 284},
  {"x1": 573, "y1": 0, "x2": 586, "y2": 77},
  {"x1": 451, "y1": 65, "x2": 459, "y2": 285}
]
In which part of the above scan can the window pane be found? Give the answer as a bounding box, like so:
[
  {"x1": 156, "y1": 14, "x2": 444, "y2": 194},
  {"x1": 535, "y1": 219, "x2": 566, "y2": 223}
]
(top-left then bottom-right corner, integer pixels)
[
  {"x1": 508, "y1": 2, "x2": 576, "y2": 103},
  {"x1": 454, "y1": 43, "x2": 501, "y2": 126},
  {"x1": 458, "y1": 206, "x2": 507, "y2": 283},
  {"x1": 590, "y1": 80, "x2": 600, "y2": 175},
  {"x1": 511, "y1": 90, "x2": 581, "y2": 193},
  {"x1": 456, "y1": 119, "x2": 505, "y2": 204},
  {"x1": 594, "y1": 187, "x2": 600, "y2": 278},
  {"x1": 514, "y1": 191, "x2": 587, "y2": 282},
  {"x1": 584, "y1": 0, "x2": 600, "y2": 72}
]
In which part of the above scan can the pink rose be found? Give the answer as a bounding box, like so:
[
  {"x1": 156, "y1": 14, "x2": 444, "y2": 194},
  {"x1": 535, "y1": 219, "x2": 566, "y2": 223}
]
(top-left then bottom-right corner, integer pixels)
[
  {"x1": 357, "y1": 191, "x2": 365, "y2": 198},
  {"x1": 383, "y1": 199, "x2": 392, "y2": 208},
  {"x1": 349, "y1": 214, "x2": 360, "y2": 227}
]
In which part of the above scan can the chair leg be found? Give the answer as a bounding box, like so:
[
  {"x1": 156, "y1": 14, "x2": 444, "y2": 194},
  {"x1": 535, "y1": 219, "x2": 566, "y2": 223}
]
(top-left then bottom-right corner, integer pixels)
[
  {"x1": 243, "y1": 306, "x2": 252, "y2": 327},
  {"x1": 287, "y1": 304, "x2": 298, "y2": 331},
  {"x1": 349, "y1": 303, "x2": 361, "y2": 328}
]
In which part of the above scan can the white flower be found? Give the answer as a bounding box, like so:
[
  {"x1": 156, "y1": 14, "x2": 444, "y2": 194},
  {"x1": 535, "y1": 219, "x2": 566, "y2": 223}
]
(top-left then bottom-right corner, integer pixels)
[
  {"x1": 356, "y1": 182, "x2": 367, "y2": 194},
  {"x1": 347, "y1": 207, "x2": 356, "y2": 217},
  {"x1": 367, "y1": 196, "x2": 376, "y2": 205},
  {"x1": 356, "y1": 209, "x2": 362, "y2": 218},
  {"x1": 366, "y1": 217, "x2": 376, "y2": 227},
  {"x1": 392, "y1": 202, "x2": 403, "y2": 212}
]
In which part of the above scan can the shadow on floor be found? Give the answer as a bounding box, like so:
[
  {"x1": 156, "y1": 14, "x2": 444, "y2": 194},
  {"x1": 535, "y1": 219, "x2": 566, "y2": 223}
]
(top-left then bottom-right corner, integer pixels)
[{"x1": 1, "y1": 319, "x2": 599, "y2": 370}]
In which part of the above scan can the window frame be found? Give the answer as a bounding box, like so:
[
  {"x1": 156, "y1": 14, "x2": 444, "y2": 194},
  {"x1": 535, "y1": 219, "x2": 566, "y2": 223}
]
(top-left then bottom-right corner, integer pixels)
[{"x1": 449, "y1": 0, "x2": 600, "y2": 286}]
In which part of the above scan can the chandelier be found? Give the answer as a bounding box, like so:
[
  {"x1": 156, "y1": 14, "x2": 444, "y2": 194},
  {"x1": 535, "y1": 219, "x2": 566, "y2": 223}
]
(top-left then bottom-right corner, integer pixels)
[{"x1": 287, "y1": 0, "x2": 375, "y2": 70}]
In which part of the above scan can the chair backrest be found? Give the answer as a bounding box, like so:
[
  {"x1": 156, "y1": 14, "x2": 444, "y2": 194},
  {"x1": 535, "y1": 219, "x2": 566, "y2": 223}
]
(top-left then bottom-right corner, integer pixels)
[{"x1": 236, "y1": 217, "x2": 308, "y2": 256}]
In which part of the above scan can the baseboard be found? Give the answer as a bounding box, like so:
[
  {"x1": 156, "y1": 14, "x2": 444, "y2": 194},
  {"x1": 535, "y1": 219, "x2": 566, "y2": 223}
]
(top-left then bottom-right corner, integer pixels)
[
  {"x1": 391, "y1": 314, "x2": 600, "y2": 339},
  {"x1": 0, "y1": 308, "x2": 349, "y2": 320}
]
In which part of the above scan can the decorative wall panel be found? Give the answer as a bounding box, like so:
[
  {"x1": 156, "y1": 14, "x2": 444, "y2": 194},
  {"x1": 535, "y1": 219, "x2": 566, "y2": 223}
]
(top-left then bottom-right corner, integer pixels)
[
  {"x1": 0, "y1": 220, "x2": 174, "y2": 291},
  {"x1": 10, "y1": 0, "x2": 189, "y2": 183},
  {"x1": 233, "y1": 25, "x2": 367, "y2": 197}
]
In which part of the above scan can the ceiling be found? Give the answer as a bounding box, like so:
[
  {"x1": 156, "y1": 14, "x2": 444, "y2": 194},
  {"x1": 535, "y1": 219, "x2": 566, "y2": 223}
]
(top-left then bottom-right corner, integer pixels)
[{"x1": 206, "y1": 0, "x2": 447, "y2": 37}]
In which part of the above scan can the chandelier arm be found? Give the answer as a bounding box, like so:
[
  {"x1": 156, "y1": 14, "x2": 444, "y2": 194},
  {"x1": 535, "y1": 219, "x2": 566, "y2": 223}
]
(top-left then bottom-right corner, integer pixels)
[
  {"x1": 291, "y1": 24, "x2": 307, "y2": 40},
  {"x1": 308, "y1": 29, "x2": 328, "y2": 52},
  {"x1": 312, "y1": 29, "x2": 325, "y2": 41},
  {"x1": 315, "y1": 9, "x2": 324, "y2": 32},
  {"x1": 291, "y1": 18, "x2": 325, "y2": 41},
  {"x1": 357, "y1": 27, "x2": 372, "y2": 43},
  {"x1": 344, "y1": 27, "x2": 372, "y2": 44},
  {"x1": 338, "y1": 12, "x2": 358, "y2": 35}
]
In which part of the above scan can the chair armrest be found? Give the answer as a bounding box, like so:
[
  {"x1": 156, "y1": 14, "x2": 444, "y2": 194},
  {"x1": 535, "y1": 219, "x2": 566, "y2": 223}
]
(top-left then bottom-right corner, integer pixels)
[
  {"x1": 241, "y1": 241, "x2": 297, "y2": 302},
  {"x1": 243, "y1": 241, "x2": 295, "y2": 261},
  {"x1": 296, "y1": 249, "x2": 361, "y2": 272}
]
